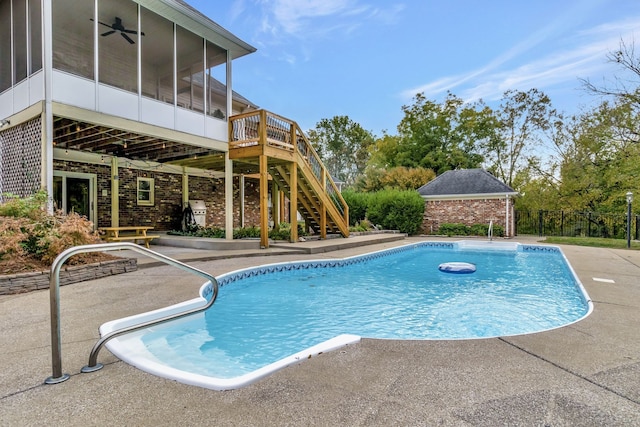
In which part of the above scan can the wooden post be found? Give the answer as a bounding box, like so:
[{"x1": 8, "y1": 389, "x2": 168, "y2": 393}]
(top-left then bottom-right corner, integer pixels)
[
  {"x1": 320, "y1": 168, "x2": 327, "y2": 239},
  {"x1": 111, "y1": 157, "x2": 119, "y2": 227},
  {"x1": 291, "y1": 121, "x2": 297, "y2": 155},
  {"x1": 272, "y1": 180, "x2": 280, "y2": 230},
  {"x1": 259, "y1": 109, "x2": 267, "y2": 148},
  {"x1": 279, "y1": 190, "x2": 285, "y2": 224},
  {"x1": 290, "y1": 162, "x2": 298, "y2": 243},
  {"x1": 259, "y1": 155, "x2": 269, "y2": 248}
]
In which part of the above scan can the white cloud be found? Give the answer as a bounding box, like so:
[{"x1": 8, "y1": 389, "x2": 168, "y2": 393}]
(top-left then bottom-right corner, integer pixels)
[
  {"x1": 250, "y1": 1, "x2": 404, "y2": 45},
  {"x1": 400, "y1": 16, "x2": 640, "y2": 106},
  {"x1": 270, "y1": 0, "x2": 355, "y2": 34}
]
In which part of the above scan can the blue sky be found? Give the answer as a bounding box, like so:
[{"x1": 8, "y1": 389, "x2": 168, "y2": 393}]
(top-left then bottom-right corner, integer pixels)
[{"x1": 187, "y1": 0, "x2": 640, "y2": 137}]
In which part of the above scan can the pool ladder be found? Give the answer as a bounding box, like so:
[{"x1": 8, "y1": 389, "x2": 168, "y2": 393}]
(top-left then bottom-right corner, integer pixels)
[
  {"x1": 44, "y1": 242, "x2": 219, "y2": 385},
  {"x1": 488, "y1": 220, "x2": 494, "y2": 242}
]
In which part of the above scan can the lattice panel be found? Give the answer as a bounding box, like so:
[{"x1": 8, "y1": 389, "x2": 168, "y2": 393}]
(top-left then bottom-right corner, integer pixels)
[{"x1": 0, "y1": 117, "x2": 42, "y2": 202}]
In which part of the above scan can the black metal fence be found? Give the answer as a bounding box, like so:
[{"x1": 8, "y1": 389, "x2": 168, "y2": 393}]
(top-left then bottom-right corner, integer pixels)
[{"x1": 515, "y1": 210, "x2": 640, "y2": 239}]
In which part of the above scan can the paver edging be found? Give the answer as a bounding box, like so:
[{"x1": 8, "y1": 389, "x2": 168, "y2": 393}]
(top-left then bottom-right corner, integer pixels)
[{"x1": 0, "y1": 258, "x2": 137, "y2": 295}]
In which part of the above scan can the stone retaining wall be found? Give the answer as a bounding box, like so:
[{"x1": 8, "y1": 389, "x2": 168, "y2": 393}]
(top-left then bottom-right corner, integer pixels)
[{"x1": 0, "y1": 258, "x2": 137, "y2": 295}]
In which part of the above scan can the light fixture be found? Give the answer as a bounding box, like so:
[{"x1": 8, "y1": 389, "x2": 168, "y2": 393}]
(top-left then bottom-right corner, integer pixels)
[
  {"x1": 123, "y1": 140, "x2": 128, "y2": 149},
  {"x1": 162, "y1": 142, "x2": 166, "y2": 149},
  {"x1": 627, "y1": 191, "x2": 634, "y2": 248}
]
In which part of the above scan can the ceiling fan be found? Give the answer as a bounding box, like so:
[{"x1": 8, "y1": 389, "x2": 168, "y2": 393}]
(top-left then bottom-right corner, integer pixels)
[{"x1": 92, "y1": 17, "x2": 145, "y2": 44}]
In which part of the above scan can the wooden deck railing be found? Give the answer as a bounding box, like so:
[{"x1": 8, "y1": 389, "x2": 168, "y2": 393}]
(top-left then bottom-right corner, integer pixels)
[{"x1": 229, "y1": 110, "x2": 349, "y2": 226}]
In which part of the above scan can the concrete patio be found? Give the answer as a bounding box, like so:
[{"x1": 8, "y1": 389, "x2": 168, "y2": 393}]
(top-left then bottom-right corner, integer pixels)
[{"x1": 1, "y1": 235, "x2": 640, "y2": 425}]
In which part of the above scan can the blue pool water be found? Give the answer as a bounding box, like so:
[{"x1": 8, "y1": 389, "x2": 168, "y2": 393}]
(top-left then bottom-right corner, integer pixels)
[{"x1": 109, "y1": 242, "x2": 591, "y2": 387}]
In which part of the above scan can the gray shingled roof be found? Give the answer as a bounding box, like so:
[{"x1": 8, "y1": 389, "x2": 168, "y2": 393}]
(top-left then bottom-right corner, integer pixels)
[{"x1": 418, "y1": 169, "x2": 517, "y2": 197}]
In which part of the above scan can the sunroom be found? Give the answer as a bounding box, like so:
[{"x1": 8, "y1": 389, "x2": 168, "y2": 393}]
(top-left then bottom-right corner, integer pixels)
[{"x1": 0, "y1": 0, "x2": 257, "y2": 235}]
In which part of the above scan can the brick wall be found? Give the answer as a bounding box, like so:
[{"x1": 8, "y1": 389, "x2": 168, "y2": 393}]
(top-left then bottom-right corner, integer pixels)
[
  {"x1": 422, "y1": 197, "x2": 515, "y2": 236},
  {"x1": 186, "y1": 175, "x2": 262, "y2": 228},
  {"x1": 118, "y1": 168, "x2": 184, "y2": 230},
  {"x1": 53, "y1": 160, "x2": 113, "y2": 226},
  {"x1": 55, "y1": 160, "x2": 262, "y2": 231}
]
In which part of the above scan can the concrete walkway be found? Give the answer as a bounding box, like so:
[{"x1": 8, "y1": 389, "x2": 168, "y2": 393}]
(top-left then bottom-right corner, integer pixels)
[{"x1": 1, "y1": 236, "x2": 640, "y2": 425}]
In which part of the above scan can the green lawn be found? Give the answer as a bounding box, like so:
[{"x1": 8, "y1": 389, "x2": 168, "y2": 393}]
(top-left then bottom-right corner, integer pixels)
[{"x1": 541, "y1": 236, "x2": 640, "y2": 249}]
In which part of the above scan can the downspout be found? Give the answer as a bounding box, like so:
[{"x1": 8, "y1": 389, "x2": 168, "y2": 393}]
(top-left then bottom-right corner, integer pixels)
[
  {"x1": 111, "y1": 157, "x2": 119, "y2": 227},
  {"x1": 42, "y1": 0, "x2": 53, "y2": 212},
  {"x1": 224, "y1": 50, "x2": 233, "y2": 240},
  {"x1": 505, "y1": 194, "x2": 510, "y2": 237}
]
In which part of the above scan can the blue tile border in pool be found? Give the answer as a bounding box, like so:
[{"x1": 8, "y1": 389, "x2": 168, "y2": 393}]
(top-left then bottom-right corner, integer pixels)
[
  {"x1": 214, "y1": 241, "x2": 467, "y2": 290},
  {"x1": 209, "y1": 241, "x2": 565, "y2": 296},
  {"x1": 207, "y1": 241, "x2": 563, "y2": 297},
  {"x1": 519, "y1": 244, "x2": 560, "y2": 253}
]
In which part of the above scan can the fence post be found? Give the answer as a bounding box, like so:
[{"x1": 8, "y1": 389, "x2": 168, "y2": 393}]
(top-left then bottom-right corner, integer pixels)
[
  {"x1": 538, "y1": 210, "x2": 543, "y2": 237},
  {"x1": 588, "y1": 212, "x2": 592, "y2": 237}
]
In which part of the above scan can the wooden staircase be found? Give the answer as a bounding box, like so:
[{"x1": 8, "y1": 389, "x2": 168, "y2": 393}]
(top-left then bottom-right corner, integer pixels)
[{"x1": 229, "y1": 110, "x2": 349, "y2": 248}]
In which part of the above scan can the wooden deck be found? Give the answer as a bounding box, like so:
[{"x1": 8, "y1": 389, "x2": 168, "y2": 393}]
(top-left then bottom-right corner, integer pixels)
[{"x1": 228, "y1": 110, "x2": 349, "y2": 248}]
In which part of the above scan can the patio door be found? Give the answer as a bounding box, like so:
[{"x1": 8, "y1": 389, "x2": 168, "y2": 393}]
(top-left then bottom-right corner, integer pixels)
[{"x1": 53, "y1": 172, "x2": 97, "y2": 228}]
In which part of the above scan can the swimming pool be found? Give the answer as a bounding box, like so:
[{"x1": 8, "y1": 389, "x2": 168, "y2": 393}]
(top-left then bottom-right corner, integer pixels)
[{"x1": 102, "y1": 241, "x2": 592, "y2": 390}]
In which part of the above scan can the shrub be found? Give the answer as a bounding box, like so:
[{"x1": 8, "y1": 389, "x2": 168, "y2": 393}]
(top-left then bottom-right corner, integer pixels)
[
  {"x1": 0, "y1": 192, "x2": 101, "y2": 270},
  {"x1": 0, "y1": 191, "x2": 48, "y2": 219},
  {"x1": 0, "y1": 217, "x2": 28, "y2": 261},
  {"x1": 341, "y1": 190, "x2": 369, "y2": 225},
  {"x1": 41, "y1": 211, "x2": 101, "y2": 264},
  {"x1": 469, "y1": 223, "x2": 505, "y2": 237},
  {"x1": 269, "y1": 222, "x2": 308, "y2": 241},
  {"x1": 438, "y1": 223, "x2": 470, "y2": 236},
  {"x1": 366, "y1": 189, "x2": 425, "y2": 235},
  {"x1": 234, "y1": 226, "x2": 261, "y2": 239},
  {"x1": 439, "y1": 223, "x2": 505, "y2": 237},
  {"x1": 350, "y1": 218, "x2": 374, "y2": 232}
]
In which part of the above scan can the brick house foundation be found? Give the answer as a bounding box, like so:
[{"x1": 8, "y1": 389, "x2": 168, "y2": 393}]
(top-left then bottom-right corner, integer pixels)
[
  {"x1": 54, "y1": 158, "x2": 264, "y2": 231},
  {"x1": 418, "y1": 169, "x2": 518, "y2": 237}
]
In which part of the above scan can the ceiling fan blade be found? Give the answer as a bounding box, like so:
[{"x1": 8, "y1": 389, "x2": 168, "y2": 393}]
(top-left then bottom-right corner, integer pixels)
[
  {"x1": 121, "y1": 32, "x2": 135, "y2": 44},
  {"x1": 90, "y1": 18, "x2": 113, "y2": 29},
  {"x1": 101, "y1": 30, "x2": 116, "y2": 37},
  {"x1": 123, "y1": 29, "x2": 145, "y2": 36}
]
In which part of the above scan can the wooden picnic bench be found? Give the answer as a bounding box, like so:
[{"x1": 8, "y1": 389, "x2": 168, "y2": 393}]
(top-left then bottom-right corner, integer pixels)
[{"x1": 99, "y1": 226, "x2": 159, "y2": 248}]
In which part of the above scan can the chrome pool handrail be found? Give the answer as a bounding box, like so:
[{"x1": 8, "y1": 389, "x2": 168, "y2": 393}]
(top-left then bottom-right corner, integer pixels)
[
  {"x1": 44, "y1": 242, "x2": 219, "y2": 385},
  {"x1": 488, "y1": 220, "x2": 494, "y2": 242}
]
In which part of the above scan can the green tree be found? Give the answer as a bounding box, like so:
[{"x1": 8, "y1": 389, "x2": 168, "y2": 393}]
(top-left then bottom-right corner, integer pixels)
[
  {"x1": 356, "y1": 166, "x2": 435, "y2": 192},
  {"x1": 394, "y1": 92, "x2": 492, "y2": 175},
  {"x1": 582, "y1": 39, "x2": 640, "y2": 126},
  {"x1": 368, "y1": 132, "x2": 401, "y2": 169},
  {"x1": 557, "y1": 100, "x2": 640, "y2": 212},
  {"x1": 483, "y1": 89, "x2": 558, "y2": 188},
  {"x1": 307, "y1": 116, "x2": 375, "y2": 186}
]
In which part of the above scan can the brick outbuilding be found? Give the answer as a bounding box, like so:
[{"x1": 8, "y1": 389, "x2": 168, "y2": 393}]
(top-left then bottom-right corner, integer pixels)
[{"x1": 418, "y1": 169, "x2": 518, "y2": 237}]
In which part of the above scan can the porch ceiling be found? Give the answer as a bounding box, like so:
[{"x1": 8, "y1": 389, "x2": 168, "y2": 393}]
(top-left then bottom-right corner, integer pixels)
[{"x1": 53, "y1": 116, "x2": 222, "y2": 167}]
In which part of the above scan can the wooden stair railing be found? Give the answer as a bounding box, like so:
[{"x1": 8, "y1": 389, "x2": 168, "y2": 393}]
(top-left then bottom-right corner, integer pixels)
[{"x1": 229, "y1": 110, "x2": 349, "y2": 246}]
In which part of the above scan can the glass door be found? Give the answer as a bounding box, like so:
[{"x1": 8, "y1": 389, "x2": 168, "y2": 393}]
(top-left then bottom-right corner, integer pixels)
[{"x1": 53, "y1": 172, "x2": 97, "y2": 227}]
